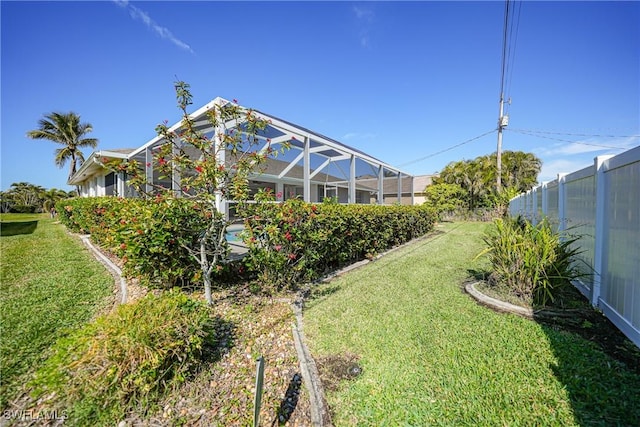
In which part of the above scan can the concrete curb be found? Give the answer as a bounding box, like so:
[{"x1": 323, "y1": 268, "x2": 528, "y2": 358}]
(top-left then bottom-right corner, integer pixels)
[
  {"x1": 291, "y1": 300, "x2": 330, "y2": 427},
  {"x1": 79, "y1": 235, "x2": 128, "y2": 304},
  {"x1": 464, "y1": 281, "x2": 534, "y2": 318}
]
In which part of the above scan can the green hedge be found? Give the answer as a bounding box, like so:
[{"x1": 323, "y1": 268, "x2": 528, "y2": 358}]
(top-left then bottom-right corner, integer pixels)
[
  {"x1": 242, "y1": 200, "x2": 437, "y2": 292},
  {"x1": 57, "y1": 197, "x2": 437, "y2": 292},
  {"x1": 56, "y1": 197, "x2": 209, "y2": 288}
]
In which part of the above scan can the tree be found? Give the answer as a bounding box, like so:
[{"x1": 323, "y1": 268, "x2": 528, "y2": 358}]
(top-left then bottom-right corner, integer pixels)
[
  {"x1": 41, "y1": 188, "x2": 71, "y2": 212},
  {"x1": 435, "y1": 151, "x2": 541, "y2": 211},
  {"x1": 114, "y1": 81, "x2": 288, "y2": 304},
  {"x1": 27, "y1": 112, "x2": 98, "y2": 181},
  {"x1": 422, "y1": 183, "x2": 467, "y2": 215},
  {"x1": 500, "y1": 151, "x2": 542, "y2": 193},
  {"x1": 6, "y1": 182, "x2": 44, "y2": 211}
]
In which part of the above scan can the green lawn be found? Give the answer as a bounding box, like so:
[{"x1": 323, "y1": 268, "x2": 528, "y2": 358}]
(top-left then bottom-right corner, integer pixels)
[
  {"x1": 0, "y1": 214, "x2": 114, "y2": 408},
  {"x1": 304, "y1": 222, "x2": 640, "y2": 426}
]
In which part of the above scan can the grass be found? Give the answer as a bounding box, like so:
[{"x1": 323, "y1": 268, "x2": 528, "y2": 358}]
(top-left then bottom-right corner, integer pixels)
[
  {"x1": 304, "y1": 222, "x2": 640, "y2": 426},
  {"x1": 0, "y1": 214, "x2": 114, "y2": 408}
]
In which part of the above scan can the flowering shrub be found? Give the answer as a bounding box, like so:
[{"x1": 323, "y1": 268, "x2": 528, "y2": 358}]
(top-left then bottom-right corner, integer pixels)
[
  {"x1": 242, "y1": 193, "x2": 437, "y2": 292},
  {"x1": 58, "y1": 195, "x2": 436, "y2": 293},
  {"x1": 57, "y1": 197, "x2": 209, "y2": 288},
  {"x1": 102, "y1": 81, "x2": 287, "y2": 304}
]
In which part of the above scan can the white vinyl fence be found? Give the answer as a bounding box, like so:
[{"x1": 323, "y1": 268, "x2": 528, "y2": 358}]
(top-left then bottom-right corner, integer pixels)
[{"x1": 509, "y1": 146, "x2": 640, "y2": 347}]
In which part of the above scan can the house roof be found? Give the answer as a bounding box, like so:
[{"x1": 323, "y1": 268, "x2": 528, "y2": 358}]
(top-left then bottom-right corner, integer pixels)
[
  {"x1": 68, "y1": 97, "x2": 413, "y2": 188},
  {"x1": 68, "y1": 149, "x2": 134, "y2": 185}
]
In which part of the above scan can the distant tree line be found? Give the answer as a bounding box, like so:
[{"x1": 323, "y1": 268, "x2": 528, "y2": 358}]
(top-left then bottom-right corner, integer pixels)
[
  {"x1": 0, "y1": 182, "x2": 75, "y2": 213},
  {"x1": 424, "y1": 151, "x2": 541, "y2": 217}
]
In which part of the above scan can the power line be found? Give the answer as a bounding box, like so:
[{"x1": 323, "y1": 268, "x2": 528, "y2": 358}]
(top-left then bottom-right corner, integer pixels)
[
  {"x1": 397, "y1": 130, "x2": 496, "y2": 167},
  {"x1": 508, "y1": 128, "x2": 640, "y2": 139},
  {"x1": 505, "y1": 0, "x2": 522, "y2": 111},
  {"x1": 498, "y1": 0, "x2": 510, "y2": 100},
  {"x1": 505, "y1": 128, "x2": 632, "y2": 149}
]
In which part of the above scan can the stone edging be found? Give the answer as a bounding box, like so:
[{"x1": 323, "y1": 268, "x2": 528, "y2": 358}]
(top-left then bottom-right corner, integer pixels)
[
  {"x1": 464, "y1": 281, "x2": 535, "y2": 318},
  {"x1": 79, "y1": 234, "x2": 128, "y2": 304}
]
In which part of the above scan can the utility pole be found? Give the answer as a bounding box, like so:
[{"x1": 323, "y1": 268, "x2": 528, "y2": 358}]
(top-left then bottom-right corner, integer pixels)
[{"x1": 496, "y1": 94, "x2": 508, "y2": 192}]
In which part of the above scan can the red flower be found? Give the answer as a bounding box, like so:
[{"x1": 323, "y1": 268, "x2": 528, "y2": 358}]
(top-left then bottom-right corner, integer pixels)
[
  {"x1": 158, "y1": 157, "x2": 167, "y2": 165},
  {"x1": 276, "y1": 192, "x2": 283, "y2": 199},
  {"x1": 288, "y1": 253, "x2": 296, "y2": 260},
  {"x1": 218, "y1": 165, "x2": 225, "y2": 172},
  {"x1": 102, "y1": 157, "x2": 109, "y2": 162},
  {"x1": 274, "y1": 245, "x2": 282, "y2": 251},
  {"x1": 311, "y1": 205, "x2": 318, "y2": 212},
  {"x1": 120, "y1": 219, "x2": 127, "y2": 225},
  {"x1": 120, "y1": 243, "x2": 126, "y2": 250},
  {"x1": 195, "y1": 165, "x2": 203, "y2": 173},
  {"x1": 137, "y1": 229, "x2": 143, "y2": 235},
  {"x1": 146, "y1": 162, "x2": 151, "y2": 167},
  {"x1": 285, "y1": 231, "x2": 293, "y2": 241}
]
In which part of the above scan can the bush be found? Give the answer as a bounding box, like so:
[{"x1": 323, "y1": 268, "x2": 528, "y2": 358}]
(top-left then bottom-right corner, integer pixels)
[
  {"x1": 478, "y1": 216, "x2": 584, "y2": 306},
  {"x1": 242, "y1": 198, "x2": 437, "y2": 292},
  {"x1": 10, "y1": 204, "x2": 38, "y2": 213},
  {"x1": 422, "y1": 183, "x2": 467, "y2": 217},
  {"x1": 57, "y1": 196, "x2": 437, "y2": 293},
  {"x1": 56, "y1": 197, "x2": 209, "y2": 288},
  {"x1": 30, "y1": 290, "x2": 216, "y2": 425}
]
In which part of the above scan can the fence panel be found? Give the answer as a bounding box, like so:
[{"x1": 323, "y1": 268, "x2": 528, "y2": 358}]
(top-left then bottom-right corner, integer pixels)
[
  {"x1": 508, "y1": 147, "x2": 640, "y2": 347},
  {"x1": 601, "y1": 149, "x2": 640, "y2": 338},
  {"x1": 563, "y1": 166, "x2": 596, "y2": 295}
]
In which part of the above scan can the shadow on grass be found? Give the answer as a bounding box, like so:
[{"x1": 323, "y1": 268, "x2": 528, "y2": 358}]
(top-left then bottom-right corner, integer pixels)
[
  {"x1": 0, "y1": 221, "x2": 38, "y2": 236},
  {"x1": 531, "y1": 288, "x2": 640, "y2": 425},
  {"x1": 467, "y1": 277, "x2": 640, "y2": 424}
]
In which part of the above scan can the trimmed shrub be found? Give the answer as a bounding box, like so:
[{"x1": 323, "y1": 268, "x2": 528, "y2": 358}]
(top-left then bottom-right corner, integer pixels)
[
  {"x1": 57, "y1": 196, "x2": 436, "y2": 292},
  {"x1": 478, "y1": 216, "x2": 585, "y2": 306},
  {"x1": 56, "y1": 197, "x2": 209, "y2": 288},
  {"x1": 242, "y1": 199, "x2": 437, "y2": 292},
  {"x1": 30, "y1": 290, "x2": 217, "y2": 425}
]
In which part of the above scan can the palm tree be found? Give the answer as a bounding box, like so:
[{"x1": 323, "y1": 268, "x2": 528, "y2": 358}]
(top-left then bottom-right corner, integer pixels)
[
  {"x1": 41, "y1": 188, "x2": 71, "y2": 213},
  {"x1": 27, "y1": 112, "x2": 98, "y2": 181},
  {"x1": 501, "y1": 151, "x2": 541, "y2": 192}
]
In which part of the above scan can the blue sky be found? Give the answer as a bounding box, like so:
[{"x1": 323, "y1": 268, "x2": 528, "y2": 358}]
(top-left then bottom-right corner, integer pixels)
[{"x1": 2, "y1": 1, "x2": 638, "y2": 191}]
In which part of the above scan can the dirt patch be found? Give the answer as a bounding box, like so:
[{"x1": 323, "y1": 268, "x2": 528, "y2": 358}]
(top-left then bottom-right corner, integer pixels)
[{"x1": 315, "y1": 353, "x2": 362, "y2": 392}]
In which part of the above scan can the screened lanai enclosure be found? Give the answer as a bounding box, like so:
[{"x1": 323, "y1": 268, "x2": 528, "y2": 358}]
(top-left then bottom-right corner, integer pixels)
[{"x1": 69, "y1": 97, "x2": 415, "y2": 219}]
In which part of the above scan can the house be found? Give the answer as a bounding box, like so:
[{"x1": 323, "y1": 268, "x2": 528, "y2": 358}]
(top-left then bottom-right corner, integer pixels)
[{"x1": 68, "y1": 97, "x2": 423, "y2": 218}]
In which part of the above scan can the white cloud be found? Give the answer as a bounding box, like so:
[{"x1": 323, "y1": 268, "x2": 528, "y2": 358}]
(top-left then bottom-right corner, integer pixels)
[
  {"x1": 533, "y1": 136, "x2": 639, "y2": 182},
  {"x1": 113, "y1": 0, "x2": 194, "y2": 54},
  {"x1": 352, "y1": 6, "x2": 374, "y2": 48},
  {"x1": 342, "y1": 132, "x2": 376, "y2": 140},
  {"x1": 538, "y1": 158, "x2": 593, "y2": 183},
  {"x1": 353, "y1": 6, "x2": 374, "y2": 21}
]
